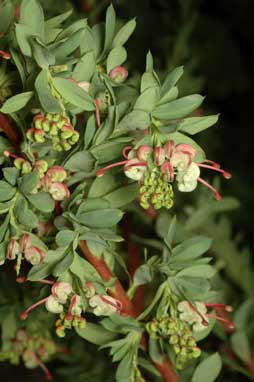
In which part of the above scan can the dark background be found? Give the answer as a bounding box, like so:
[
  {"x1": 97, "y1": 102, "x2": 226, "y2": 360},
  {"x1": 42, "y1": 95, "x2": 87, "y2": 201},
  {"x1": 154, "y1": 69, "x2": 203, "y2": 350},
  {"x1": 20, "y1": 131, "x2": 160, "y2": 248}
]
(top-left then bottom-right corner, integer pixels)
[{"x1": 1, "y1": 0, "x2": 253, "y2": 381}]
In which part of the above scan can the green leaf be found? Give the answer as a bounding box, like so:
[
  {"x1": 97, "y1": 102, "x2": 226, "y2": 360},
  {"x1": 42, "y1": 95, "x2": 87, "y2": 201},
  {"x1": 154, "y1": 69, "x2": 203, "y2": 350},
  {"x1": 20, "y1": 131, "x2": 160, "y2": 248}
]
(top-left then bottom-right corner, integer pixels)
[
  {"x1": 0, "y1": 181, "x2": 16, "y2": 202},
  {"x1": 0, "y1": 1, "x2": 15, "y2": 33},
  {"x1": 3, "y1": 168, "x2": 19, "y2": 186},
  {"x1": 45, "y1": 9, "x2": 72, "y2": 29},
  {"x1": 9, "y1": 48, "x2": 26, "y2": 87},
  {"x1": 164, "y1": 215, "x2": 177, "y2": 249},
  {"x1": 53, "y1": 251, "x2": 74, "y2": 276},
  {"x1": 88, "y1": 171, "x2": 118, "y2": 198},
  {"x1": 0, "y1": 91, "x2": 34, "y2": 113},
  {"x1": 26, "y1": 192, "x2": 55, "y2": 213},
  {"x1": 90, "y1": 138, "x2": 131, "y2": 163},
  {"x1": 53, "y1": 28, "x2": 85, "y2": 58},
  {"x1": 152, "y1": 95, "x2": 204, "y2": 120},
  {"x1": 104, "y1": 4, "x2": 116, "y2": 54},
  {"x1": 158, "y1": 86, "x2": 179, "y2": 105},
  {"x1": 192, "y1": 353, "x2": 222, "y2": 382},
  {"x1": 56, "y1": 230, "x2": 76, "y2": 247},
  {"x1": 133, "y1": 264, "x2": 152, "y2": 286},
  {"x1": 104, "y1": 183, "x2": 139, "y2": 208},
  {"x1": 76, "y1": 323, "x2": 116, "y2": 345},
  {"x1": 113, "y1": 19, "x2": 136, "y2": 47},
  {"x1": 53, "y1": 77, "x2": 95, "y2": 111},
  {"x1": 107, "y1": 46, "x2": 127, "y2": 73},
  {"x1": 170, "y1": 236, "x2": 212, "y2": 262},
  {"x1": 177, "y1": 265, "x2": 216, "y2": 279},
  {"x1": 161, "y1": 66, "x2": 184, "y2": 96},
  {"x1": 17, "y1": 201, "x2": 38, "y2": 229},
  {"x1": 116, "y1": 352, "x2": 134, "y2": 382},
  {"x1": 70, "y1": 252, "x2": 102, "y2": 283},
  {"x1": 20, "y1": 0, "x2": 44, "y2": 39},
  {"x1": 77, "y1": 209, "x2": 123, "y2": 228},
  {"x1": 31, "y1": 38, "x2": 55, "y2": 68},
  {"x1": 119, "y1": 110, "x2": 151, "y2": 130},
  {"x1": 178, "y1": 115, "x2": 220, "y2": 135},
  {"x1": 134, "y1": 87, "x2": 160, "y2": 112},
  {"x1": 35, "y1": 69, "x2": 62, "y2": 113},
  {"x1": 15, "y1": 24, "x2": 33, "y2": 57},
  {"x1": 231, "y1": 331, "x2": 250, "y2": 363},
  {"x1": 73, "y1": 51, "x2": 96, "y2": 82},
  {"x1": 0, "y1": 214, "x2": 10, "y2": 242},
  {"x1": 28, "y1": 262, "x2": 55, "y2": 281},
  {"x1": 19, "y1": 171, "x2": 40, "y2": 195},
  {"x1": 64, "y1": 150, "x2": 95, "y2": 172}
]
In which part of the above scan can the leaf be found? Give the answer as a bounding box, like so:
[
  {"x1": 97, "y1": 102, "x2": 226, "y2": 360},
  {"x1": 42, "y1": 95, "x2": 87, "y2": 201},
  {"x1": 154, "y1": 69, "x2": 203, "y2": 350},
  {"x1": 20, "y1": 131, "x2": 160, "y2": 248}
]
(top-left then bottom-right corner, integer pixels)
[
  {"x1": 119, "y1": 110, "x2": 151, "y2": 130},
  {"x1": 0, "y1": 215, "x2": 10, "y2": 242},
  {"x1": 104, "y1": 183, "x2": 139, "y2": 208},
  {"x1": 53, "y1": 77, "x2": 95, "y2": 111},
  {"x1": 0, "y1": 181, "x2": 16, "y2": 202},
  {"x1": 178, "y1": 115, "x2": 220, "y2": 135},
  {"x1": 169, "y1": 132, "x2": 206, "y2": 162},
  {"x1": 88, "y1": 171, "x2": 118, "y2": 198},
  {"x1": 3, "y1": 168, "x2": 19, "y2": 186},
  {"x1": 44, "y1": 9, "x2": 72, "y2": 29},
  {"x1": 64, "y1": 150, "x2": 95, "y2": 172},
  {"x1": 28, "y1": 262, "x2": 55, "y2": 281},
  {"x1": 17, "y1": 201, "x2": 38, "y2": 229},
  {"x1": 192, "y1": 353, "x2": 222, "y2": 382},
  {"x1": 77, "y1": 209, "x2": 123, "y2": 228},
  {"x1": 20, "y1": 0, "x2": 44, "y2": 39},
  {"x1": 104, "y1": 4, "x2": 116, "y2": 54},
  {"x1": 0, "y1": 1, "x2": 15, "y2": 33},
  {"x1": 231, "y1": 331, "x2": 250, "y2": 363},
  {"x1": 90, "y1": 138, "x2": 132, "y2": 163},
  {"x1": 107, "y1": 46, "x2": 127, "y2": 73},
  {"x1": 53, "y1": 28, "x2": 85, "y2": 58},
  {"x1": 113, "y1": 19, "x2": 136, "y2": 47},
  {"x1": 134, "y1": 87, "x2": 160, "y2": 112},
  {"x1": 177, "y1": 265, "x2": 216, "y2": 279},
  {"x1": 31, "y1": 38, "x2": 55, "y2": 68},
  {"x1": 35, "y1": 69, "x2": 62, "y2": 113},
  {"x1": 19, "y1": 171, "x2": 40, "y2": 195},
  {"x1": 26, "y1": 192, "x2": 55, "y2": 213},
  {"x1": 158, "y1": 86, "x2": 179, "y2": 105},
  {"x1": 133, "y1": 264, "x2": 152, "y2": 286},
  {"x1": 9, "y1": 49, "x2": 26, "y2": 87},
  {"x1": 70, "y1": 253, "x2": 102, "y2": 283},
  {"x1": 0, "y1": 91, "x2": 34, "y2": 113},
  {"x1": 53, "y1": 251, "x2": 74, "y2": 276},
  {"x1": 170, "y1": 236, "x2": 212, "y2": 262},
  {"x1": 152, "y1": 95, "x2": 204, "y2": 120},
  {"x1": 56, "y1": 230, "x2": 76, "y2": 247},
  {"x1": 116, "y1": 352, "x2": 134, "y2": 382},
  {"x1": 73, "y1": 51, "x2": 96, "y2": 82},
  {"x1": 15, "y1": 24, "x2": 33, "y2": 57},
  {"x1": 161, "y1": 66, "x2": 184, "y2": 96},
  {"x1": 76, "y1": 323, "x2": 116, "y2": 345},
  {"x1": 164, "y1": 215, "x2": 177, "y2": 249}
]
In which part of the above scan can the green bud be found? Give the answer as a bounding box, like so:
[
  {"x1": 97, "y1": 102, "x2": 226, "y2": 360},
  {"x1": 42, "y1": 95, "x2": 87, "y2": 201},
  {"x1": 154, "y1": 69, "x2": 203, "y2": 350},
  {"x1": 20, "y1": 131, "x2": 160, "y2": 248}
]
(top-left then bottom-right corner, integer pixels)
[{"x1": 169, "y1": 335, "x2": 178, "y2": 345}]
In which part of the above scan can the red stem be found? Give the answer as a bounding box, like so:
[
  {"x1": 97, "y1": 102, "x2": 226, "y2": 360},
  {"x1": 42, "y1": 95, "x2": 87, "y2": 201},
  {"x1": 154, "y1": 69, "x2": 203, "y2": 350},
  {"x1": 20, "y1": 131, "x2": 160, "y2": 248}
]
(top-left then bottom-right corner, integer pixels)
[
  {"x1": 0, "y1": 112, "x2": 21, "y2": 149},
  {"x1": 79, "y1": 240, "x2": 179, "y2": 381}
]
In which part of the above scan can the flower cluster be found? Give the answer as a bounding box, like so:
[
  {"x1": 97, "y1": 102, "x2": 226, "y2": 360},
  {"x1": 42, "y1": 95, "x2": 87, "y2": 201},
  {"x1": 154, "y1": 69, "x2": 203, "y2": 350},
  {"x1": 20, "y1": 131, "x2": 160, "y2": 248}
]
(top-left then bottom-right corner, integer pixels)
[
  {"x1": 96, "y1": 140, "x2": 231, "y2": 210},
  {"x1": 7, "y1": 233, "x2": 45, "y2": 269},
  {"x1": 34, "y1": 164, "x2": 70, "y2": 201},
  {"x1": 27, "y1": 112, "x2": 79, "y2": 151},
  {"x1": 146, "y1": 316, "x2": 201, "y2": 370},
  {"x1": 0, "y1": 329, "x2": 56, "y2": 381}
]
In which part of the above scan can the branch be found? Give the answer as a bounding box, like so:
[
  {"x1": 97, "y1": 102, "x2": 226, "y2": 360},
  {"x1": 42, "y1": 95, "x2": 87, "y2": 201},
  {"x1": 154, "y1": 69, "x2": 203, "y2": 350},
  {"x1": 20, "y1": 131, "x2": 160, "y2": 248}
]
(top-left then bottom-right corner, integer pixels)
[
  {"x1": 0, "y1": 112, "x2": 21, "y2": 148},
  {"x1": 79, "y1": 240, "x2": 180, "y2": 382}
]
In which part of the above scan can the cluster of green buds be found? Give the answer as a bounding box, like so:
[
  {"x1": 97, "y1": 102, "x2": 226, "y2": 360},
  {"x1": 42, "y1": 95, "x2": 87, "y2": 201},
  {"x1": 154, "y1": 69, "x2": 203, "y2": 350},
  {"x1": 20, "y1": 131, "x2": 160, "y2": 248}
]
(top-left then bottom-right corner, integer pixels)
[
  {"x1": 0, "y1": 329, "x2": 56, "y2": 380},
  {"x1": 26, "y1": 112, "x2": 79, "y2": 151},
  {"x1": 146, "y1": 316, "x2": 201, "y2": 369},
  {"x1": 7, "y1": 233, "x2": 45, "y2": 271},
  {"x1": 139, "y1": 167, "x2": 174, "y2": 209}
]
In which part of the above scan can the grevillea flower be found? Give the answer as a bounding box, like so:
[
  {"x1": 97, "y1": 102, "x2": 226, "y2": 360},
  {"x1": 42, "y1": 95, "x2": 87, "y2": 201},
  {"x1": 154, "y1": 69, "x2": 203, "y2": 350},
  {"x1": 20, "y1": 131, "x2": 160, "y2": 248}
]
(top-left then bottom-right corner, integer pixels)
[
  {"x1": 177, "y1": 301, "x2": 234, "y2": 332},
  {"x1": 66, "y1": 295, "x2": 82, "y2": 319},
  {"x1": 89, "y1": 295, "x2": 122, "y2": 316},
  {"x1": 109, "y1": 66, "x2": 128, "y2": 83},
  {"x1": 46, "y1": 166, "x2": 67, "y2": 182},
  {"x1": 24, "y1": 246, "x2": 45, "y2": 265},
  {"x1": 48, "y1": 182, "x2": 70, "y2": 201},
  {"x1": 45, "y1": 295, "x2": 64, "y2": 314},
  {"x1": 51, "y1": 282, "x2": 72, "y2": 304},
  {"x1": 7, "y1": 239, "x2": 20, "y2": 260}
]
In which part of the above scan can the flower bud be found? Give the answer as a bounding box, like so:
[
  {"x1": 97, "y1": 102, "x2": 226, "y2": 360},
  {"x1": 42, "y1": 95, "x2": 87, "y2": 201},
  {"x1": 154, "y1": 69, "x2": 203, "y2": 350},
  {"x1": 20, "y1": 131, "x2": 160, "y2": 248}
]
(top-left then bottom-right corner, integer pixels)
[
  {"x1": 49, "y1": 182, "x2": 70, "y2": 201},
  {"x1": 45, "y1": 295, "x2": 64, "y2": 314},
  {"x1": 60, "y1": 139, "x2": 72, "y2": 151},
  {"x1": 46, "y1": 166, "x2": 67, "y2": 182},
  {"x1": 163, "y1": 140, "x2": 175, "y2": 158},
  {"x1": 154, "y1": 146, "x2": 166, "y2": 166},
  {"x1": 69, "y1": 131, "x2": 79, "y2": 144},
  {"x1": 41, "y1": 119, "x2": 51, "y2": 132},
  {"x1": 34, "y1": 129, "x2": 45, "y2": 143},
  {"x1": 7, "y1": 239, "x2": 20, "y2": 260},
  {"x1": 137, "y1": 145, "x2": 153, "y2": 161},
  {"x1": 14, "y1": 158, "x2": 32, "y2": 174},
  {"x1": 109, "y1": 66, "x2": 128, "y2": 83},
  {"x1": 85, "y1": 282, "x2": 95, "y2": 298},
  {"x1": 34, "y1": 160, "x2": 48, "y2": 176},
  {"x1": 20, "y1": 233, "x2": 31, "y2": 252},
  {"x1": 24, "y1": 246, "x2": 45, "y2": 265},
  {"x1": 56, "y1": 325, "x2": 66, "y2": 338},
  {"x1": 51, "y1": 281, "x2": 72, "y2": 304},
  {"x1": 89, "y1": 295, "x2": 122, "y2": 316},
  {"x1": 22, "y1": 349, "x2": 37, "y2": 369},
  {"x1": 175, "y1": 144, "x2": 197, "y2": 162},
  {"x1": 37, "y1": 222, "x2": 54, "y2": 237},
  {"x1": 78, "y1": 81, "x2": 91, "y2": 92},
  {"x1": 67, "y1": 295, "x2": 82, "y2": 317},
  {"x1": 60, "y1": 124, "x2": 74, "y2": 139}
]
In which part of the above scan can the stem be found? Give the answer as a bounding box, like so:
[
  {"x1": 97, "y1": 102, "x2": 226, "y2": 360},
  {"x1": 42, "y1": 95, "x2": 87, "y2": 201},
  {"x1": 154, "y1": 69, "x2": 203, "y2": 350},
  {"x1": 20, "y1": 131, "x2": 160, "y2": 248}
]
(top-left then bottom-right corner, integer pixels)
[
  {"x1": 32, "y1": 352, "x2": 53, "y2": 380},
  {"x1": 155, "y1": 356, "x2": 180, "y2": 382},
  {"x1": 0, "y1": 112, "x2": 21, "y2": 148},
  {"x1": 79, "y1": 240, "x2": 179, "y2": 381},
  {"x1": 20, "y1": 297, "x2": 48, "y2": 319}
]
